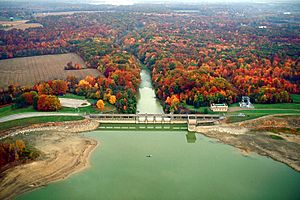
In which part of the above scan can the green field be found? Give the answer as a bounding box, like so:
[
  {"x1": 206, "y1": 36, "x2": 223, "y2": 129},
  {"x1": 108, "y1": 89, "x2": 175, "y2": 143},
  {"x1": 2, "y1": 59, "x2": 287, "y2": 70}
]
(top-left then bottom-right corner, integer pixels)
[
  {"x1": 229, "y1": 102, "x2": 300, "y2": 110},
  {"x1": 0, "y1": 105, "x2": 36, "y2": 118},
  {"x1": 248, "y1": 103, "x2": 299, "y2": 109},
  {"x1": 291, "y1": 94, "x2": 300, "y2": 103},
  {"x1": 184, "y1": 104, "x2": 216, "y2": 114},
  {"x1": 0, "y1": 116, "x2": 84, "y2": 132},
  {"x1": 228, "y1": 109, "x2": 300, "y2": 123}
]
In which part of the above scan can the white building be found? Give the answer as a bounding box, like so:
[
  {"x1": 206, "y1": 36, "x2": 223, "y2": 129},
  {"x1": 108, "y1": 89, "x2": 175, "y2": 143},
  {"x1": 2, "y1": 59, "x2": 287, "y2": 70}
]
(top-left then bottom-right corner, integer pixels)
[{"x1": 210, "y1": 103, "x2": 228, "y2": 112}]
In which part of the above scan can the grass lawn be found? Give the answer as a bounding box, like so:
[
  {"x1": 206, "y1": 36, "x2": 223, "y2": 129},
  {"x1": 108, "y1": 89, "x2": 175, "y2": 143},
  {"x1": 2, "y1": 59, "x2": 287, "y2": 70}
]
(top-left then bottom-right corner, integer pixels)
[
  {"x1": 228, "y1": 103, "x2": 239, "y2": 107},
  {"x1": 228, "y1": 102, "x2": 300, "y2": 110},
  {"x1": 227, "y1": 114, "x2": 266, "y2": 123},
  {"x1": 236, "y1": 109, "x2": 300, "y2": 115},
  {"x1": 0, "y1": 116, "x2": 84, "y2": 132},
  {"x1": 228, "y1": 109, "x2": 300, "y2": 123},
  {"x1": 184, "y1": 104, "x2": 217, "y2": 114},
  {"x1": 0, "y1": 105, "x2": 36, "y2": 118},
  {"x1": 251, "y1": 103, "x2": 300, "y2": 109},
  {"x1": 291, "y1": 94, "x2": 300, "y2": 103}
]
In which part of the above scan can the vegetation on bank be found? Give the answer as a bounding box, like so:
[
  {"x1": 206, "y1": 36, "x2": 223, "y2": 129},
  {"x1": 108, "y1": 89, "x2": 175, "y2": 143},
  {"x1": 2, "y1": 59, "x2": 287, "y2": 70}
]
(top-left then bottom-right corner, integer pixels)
[{"x1": 0, "y1": 139, "x2": 39, "y2": 170}]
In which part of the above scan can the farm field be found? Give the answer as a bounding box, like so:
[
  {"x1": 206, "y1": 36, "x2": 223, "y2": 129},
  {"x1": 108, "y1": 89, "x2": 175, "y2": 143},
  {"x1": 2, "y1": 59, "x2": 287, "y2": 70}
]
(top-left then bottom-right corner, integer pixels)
[
  {"x1": 33, "y1": 11, "x2": 101, "y2": 17},
  {"x1": 0, "y1": 20, "x2": 42, "y2": 30},
  {"x1": 0, "y1": 53, "x2": 102, "y2": 88}
]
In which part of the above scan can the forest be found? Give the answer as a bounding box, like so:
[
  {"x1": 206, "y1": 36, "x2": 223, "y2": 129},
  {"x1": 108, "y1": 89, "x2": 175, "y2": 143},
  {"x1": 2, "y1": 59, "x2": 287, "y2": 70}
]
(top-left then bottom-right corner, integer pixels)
[
  {"x1": 0, "y1": 139, "x2": 39, "y2": 169},
  {"x1": 0, "y1": 3, "x2": 299, "y2": 113}
]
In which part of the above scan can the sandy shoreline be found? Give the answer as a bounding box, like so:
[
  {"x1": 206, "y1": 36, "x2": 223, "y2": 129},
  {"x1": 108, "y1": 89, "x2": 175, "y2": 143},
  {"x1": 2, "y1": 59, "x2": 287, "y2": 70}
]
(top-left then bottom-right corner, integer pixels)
[
  {"x1": 0, "y1": 119, "x2": 99, "y2": 200},
  {"x1": 196, "y1": 115, "x2": 300, "y2": 172}
]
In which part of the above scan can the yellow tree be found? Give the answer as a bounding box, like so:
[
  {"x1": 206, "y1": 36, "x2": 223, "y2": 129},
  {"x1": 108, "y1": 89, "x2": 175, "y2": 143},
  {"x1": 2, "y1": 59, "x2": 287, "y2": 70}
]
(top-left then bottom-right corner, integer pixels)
[
  {"x1": 109, "y1": 95, "x2": 116, "y2": 105},
  {"x1": 96, "y1": 99, "x2": 105, "y2": 111},
  {"x1": 15, "y1": 140, "x2": 26, "y2": 152},
  {"x1": 166, "y1": 95, "x2": 180, "y2": 113}
]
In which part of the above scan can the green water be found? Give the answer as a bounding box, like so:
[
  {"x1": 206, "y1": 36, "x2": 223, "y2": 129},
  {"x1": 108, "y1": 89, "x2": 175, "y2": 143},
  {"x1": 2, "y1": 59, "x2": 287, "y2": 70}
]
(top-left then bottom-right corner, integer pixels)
[
  {"x1": 16, "y1": 69, "x2": 300, "y2": 199},
  {"x1": 18, "y1": 131, "x2": 300, "y2": 200},
  {"x1": 137, "y1": 69, "x2": 164, "y2": 114}
]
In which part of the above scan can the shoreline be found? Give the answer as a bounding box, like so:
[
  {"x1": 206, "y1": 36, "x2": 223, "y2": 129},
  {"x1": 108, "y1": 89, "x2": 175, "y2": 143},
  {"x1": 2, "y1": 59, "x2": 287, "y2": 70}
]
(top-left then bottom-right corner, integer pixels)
[
  {"x1": 0, "y1": 119, "x2": 100, "y2": 200},
  {"x1": 196, "y1": 115, "x2": 300, "y2": 172}
]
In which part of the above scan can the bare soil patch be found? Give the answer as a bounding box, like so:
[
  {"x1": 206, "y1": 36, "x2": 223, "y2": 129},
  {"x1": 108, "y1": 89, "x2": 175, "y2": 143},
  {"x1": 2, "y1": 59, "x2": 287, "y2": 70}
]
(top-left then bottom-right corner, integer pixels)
[{"x1": 59, "y1": 98, "x2": 91, "y2": 108}]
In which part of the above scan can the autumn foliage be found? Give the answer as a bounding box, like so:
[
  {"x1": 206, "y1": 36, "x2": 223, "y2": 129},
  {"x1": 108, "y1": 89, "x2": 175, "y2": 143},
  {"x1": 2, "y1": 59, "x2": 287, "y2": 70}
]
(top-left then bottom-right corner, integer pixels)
[
  {"x1": 36, "y1": 80, "x2": 68, "y2": 96},
  {"x1": 37, "y1": 94, "x2": 61, "y2": 111},
  {"x1": 109, "y1": 95, "x2": 116, "y2": 105},
  {"x1": 0, "y1": 8, "x2": 299, "y2": 114},
  {"x1": 0, "y1": 140, "x2": 38, "y2": 169},
  {"x1": 22, "y1": 91, "x2": 38, "y2": 105},
  {"x1": 96, "y1": 99, "x2": 105, "y2": 111}
]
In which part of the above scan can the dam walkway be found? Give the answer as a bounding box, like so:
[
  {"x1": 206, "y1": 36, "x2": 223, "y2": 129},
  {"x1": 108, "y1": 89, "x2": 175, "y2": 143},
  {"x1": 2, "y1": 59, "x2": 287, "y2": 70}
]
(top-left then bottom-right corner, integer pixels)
[{"x1": 88, "y1": 113, "x2": 223, "y2": 131}]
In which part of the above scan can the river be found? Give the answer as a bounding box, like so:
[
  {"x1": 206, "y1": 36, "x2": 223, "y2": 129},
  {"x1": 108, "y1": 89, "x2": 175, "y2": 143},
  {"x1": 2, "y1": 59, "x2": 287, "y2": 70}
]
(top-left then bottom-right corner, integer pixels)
[
  {"x1": 17, "y1": 69, "x2": 300, "y2": 200},
  {"x1": 136, "y1": 68, "x2": 164, "y2": 114}
]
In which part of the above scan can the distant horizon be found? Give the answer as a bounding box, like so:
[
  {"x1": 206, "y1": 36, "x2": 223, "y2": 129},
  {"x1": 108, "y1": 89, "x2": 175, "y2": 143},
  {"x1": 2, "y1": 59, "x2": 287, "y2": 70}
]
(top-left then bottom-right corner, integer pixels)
[{"x1": 1, "y1": 0, "x2": 300, "y2": 5}]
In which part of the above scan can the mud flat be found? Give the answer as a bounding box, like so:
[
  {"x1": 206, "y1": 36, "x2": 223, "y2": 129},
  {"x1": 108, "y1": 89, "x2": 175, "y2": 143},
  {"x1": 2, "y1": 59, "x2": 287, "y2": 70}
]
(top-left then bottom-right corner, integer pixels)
[{"x1": 0, "y1": 119, "x2": 99, "y2": 200}]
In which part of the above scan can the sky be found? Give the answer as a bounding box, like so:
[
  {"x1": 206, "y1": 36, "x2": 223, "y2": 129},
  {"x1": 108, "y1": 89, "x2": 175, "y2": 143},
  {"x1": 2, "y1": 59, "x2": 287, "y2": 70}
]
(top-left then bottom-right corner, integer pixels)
[
  {"x1": 97, "y1": 0, "x2": 297, "y2": 5},
  {"x1": 1, "y1": 0, "x2": 297, "y2": 5}
]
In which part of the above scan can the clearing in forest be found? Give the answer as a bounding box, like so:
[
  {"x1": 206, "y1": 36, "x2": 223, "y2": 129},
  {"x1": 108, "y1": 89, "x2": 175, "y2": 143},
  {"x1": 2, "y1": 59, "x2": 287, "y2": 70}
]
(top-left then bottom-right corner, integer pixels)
[
  {"x1": 0, "y1": 20, "x2": 43, "y2": 30},
  {"x1": 0, "y1": 53, "x2": 102, "y2": 88}
]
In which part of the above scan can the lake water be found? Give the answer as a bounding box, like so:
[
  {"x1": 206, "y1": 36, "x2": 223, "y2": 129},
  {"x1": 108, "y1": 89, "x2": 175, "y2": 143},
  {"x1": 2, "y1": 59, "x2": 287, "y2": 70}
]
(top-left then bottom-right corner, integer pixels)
[{"x1": 17, "y1": 69, "x2": 300, "y2": 200}]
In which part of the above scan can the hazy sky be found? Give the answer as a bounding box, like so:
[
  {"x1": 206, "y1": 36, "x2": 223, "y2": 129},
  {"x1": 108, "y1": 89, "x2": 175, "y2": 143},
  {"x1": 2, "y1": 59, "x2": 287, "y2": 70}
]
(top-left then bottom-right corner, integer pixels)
[
  {"x1": 1, "y1": 0, "x2": 296, "y2": 5},
  {"x1": 87, "y1": 0, "x2": 296, "y2": 5},
  {"x1": 68, "y1": 0, "x2": 298, "y2": 5}
]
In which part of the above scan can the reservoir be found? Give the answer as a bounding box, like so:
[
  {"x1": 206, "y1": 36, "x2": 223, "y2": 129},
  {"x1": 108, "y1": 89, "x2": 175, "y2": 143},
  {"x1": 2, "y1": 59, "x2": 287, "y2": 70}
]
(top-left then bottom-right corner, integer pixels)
[{"x1": 17, "y1": 69, "x2": 300, "y2": 200}]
